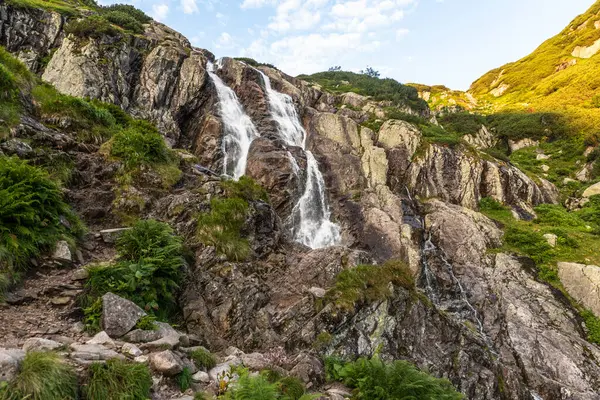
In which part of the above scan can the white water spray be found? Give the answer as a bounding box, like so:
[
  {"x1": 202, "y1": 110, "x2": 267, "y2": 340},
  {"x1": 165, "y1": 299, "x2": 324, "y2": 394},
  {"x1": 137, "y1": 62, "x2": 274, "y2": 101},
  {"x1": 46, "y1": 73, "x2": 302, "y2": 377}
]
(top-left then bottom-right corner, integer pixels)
[
  {"x1": 206, "y1": 62, "x2": 258, "y2": 179},
  {"x1": 256, "y1": 69, "x2": 341, "y2": 249}
]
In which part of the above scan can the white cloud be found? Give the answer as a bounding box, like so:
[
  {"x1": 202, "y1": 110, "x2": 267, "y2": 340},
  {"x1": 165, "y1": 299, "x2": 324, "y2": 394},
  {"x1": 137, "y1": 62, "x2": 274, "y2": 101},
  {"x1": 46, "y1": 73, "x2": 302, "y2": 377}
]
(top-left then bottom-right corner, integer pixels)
[
  {"x1": 152, "y1": 3, "x2": 169, "y2": 21},
  {"x1": 214, "y1": 32, "x2": 236, "y2": 49},
  {"x1": 396, "y1": 28, "x2": 409, "y2": 40},
  {"x1": 181, "y1": 0, "x2": 198, "y2": 13},
  {"x1": 190, "y1": 31, "x2": 206, "y2": 47},
  {"x1": 240, "y1": 0, "x2": 276, "y2": 9}
]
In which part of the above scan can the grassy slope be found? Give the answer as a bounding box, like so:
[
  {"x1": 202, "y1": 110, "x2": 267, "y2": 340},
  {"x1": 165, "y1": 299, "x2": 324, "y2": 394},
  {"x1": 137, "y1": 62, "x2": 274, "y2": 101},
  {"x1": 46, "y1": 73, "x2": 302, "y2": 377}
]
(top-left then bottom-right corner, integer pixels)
[
  {"x1": 469, "y1": 0, "x2": 600, "y2": 139},
  {"x1": 408, "y1": 83, "x2": 477, "y2": 111}
]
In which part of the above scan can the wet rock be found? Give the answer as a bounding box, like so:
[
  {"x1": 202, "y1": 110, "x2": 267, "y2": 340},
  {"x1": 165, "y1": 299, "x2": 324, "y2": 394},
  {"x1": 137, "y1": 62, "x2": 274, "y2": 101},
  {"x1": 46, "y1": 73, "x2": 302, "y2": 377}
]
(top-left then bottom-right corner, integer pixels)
[
  {"x1": 22, "y1": 338, "x2": 62, "y2": 352},
  {"x1": 101, "y1": 292, "x2": 146, "y2": 338},
  {"x1": 149, "y1": 350, "x2": 184, "y2": 376}
]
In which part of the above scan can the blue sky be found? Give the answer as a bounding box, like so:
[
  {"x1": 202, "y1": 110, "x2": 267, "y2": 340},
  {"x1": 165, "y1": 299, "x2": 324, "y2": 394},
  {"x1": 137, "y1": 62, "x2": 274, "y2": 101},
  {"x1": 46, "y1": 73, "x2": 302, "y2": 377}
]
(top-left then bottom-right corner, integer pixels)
[{"x1": 101, "y1": 0, "x2": 595, "y2": 90}]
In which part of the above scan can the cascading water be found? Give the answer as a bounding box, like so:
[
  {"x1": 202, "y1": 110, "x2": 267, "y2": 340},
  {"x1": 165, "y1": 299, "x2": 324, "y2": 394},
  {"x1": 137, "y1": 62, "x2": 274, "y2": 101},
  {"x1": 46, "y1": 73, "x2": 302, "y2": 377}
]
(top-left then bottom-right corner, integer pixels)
[
  {"x1": 256, "y1": 69, "x2": 341, "y2": 249},
  {"x1": 206, "y1": 62, "x2": 258, "y2": 179}
]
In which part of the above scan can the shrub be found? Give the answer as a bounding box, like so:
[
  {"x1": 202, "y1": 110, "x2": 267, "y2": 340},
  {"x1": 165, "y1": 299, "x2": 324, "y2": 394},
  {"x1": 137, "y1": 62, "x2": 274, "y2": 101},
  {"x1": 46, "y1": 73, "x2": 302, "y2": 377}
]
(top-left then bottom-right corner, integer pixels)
[
  {"x1": 197, "y1": 198, "x2": 251, "y2": 261},
  {"x1": 486, "y1": 112, "x2": 567, "y2": 141},
  {"x1": 384, "y1": 109, "x2": 428, "y2": 126},
  {"x1": 1, "y1": 352, "x2": 78, "y2": 400},
  {"x1": 325, "y1": 260, "x2": 414, "y2": 311},
  {"x1": 83, "y1": 219, "x2": 184, "y2": 326},
  {"x1": 190, "y1": 347, "x2": 217, "y2": 370},
  {"x1": 102, "y1": 4, "x2": 152, "y2": 22},
  {"x1": 104, "y1": 11, "x2": 144, "y2": 34},
  {"x1": 421, "y1": 124, "x2": 461, "y2": 147},
  {"x1": 325, "y1": 356, "x2": 463, "y2": 400},
  {"x1": 65, "y1": 15, "x2": 121, "y2": 39},
  {"x1": 534, "y1": 204, "x2": 586, "y2": 228},
  {"x1": 0, "y1": 157, "x2": 82, "y2": 287},
  {"x1": 110, "y1": 125, "x2": 172, "y2": 169},
  {"x1": 82, "y1": 359, "x2": 152, "y2": 400},
  {"x1": 224, "y1": 370, "x2": 279, "y2": 400},
  {"x1": 438, "y1": 112, "x2": 486, "y2": 136},
  {"x1": 581, "y1": 310, "x2": 600, "y2": 345},
  {"x1": 503, "y1": 226, "x2": 553, "y2": 264},
  {"x1": 222, "y1": 176, "x2": 269, "y2": 202},
  {"x1": 277, "y1": 376, "x2": 306, "y2": 400}
]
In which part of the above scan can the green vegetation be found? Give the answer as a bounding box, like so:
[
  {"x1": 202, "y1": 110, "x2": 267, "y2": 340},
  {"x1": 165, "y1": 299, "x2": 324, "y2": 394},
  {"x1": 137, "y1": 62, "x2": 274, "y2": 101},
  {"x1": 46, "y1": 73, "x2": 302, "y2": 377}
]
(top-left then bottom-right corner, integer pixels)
[
  {"x1": 0, "y1": 157, "x2": 82, "y2": 297},
  {"x1": 0, "y1": 47, "x2": 34, "y2": 136},
  {"x1": 190, "y1": 347, "x2": 217, "y2": 370},
  {"x1": 298, "y1": 70, "x2": 428, "y2": 113},
  {"x1": 178, "y1": 367, "x2": 193, "y2": 392},
  {"x1": 82, "y1": 219, "x2": 185, "y2": 329},
  {"x1": 82, "y1": 359, "x2": 153, "y2": 400},
  {"x1": 197, "y1": 177, "x2": 268, "y2": 261},
  {"x1": 324, "y1": 260, "x2": 414, "y2": 311},
  {"x1": 486, "y1": 112, "x2": 567, "y2": 141},
  {"x1": 222, "y1": 368, "x2": 309, "y2": 400},
  {"x1": 234, "y1": 57, "x2": 278, "y2": 70},
  {"x1": 64, "y1": 3, "x2": 151, "y2": 38},
  {"x1": 325, "y1": 356, "x2": 463, "y2": 400},
  {"x1": 135, "y1": 314, "x2": 158, "y2": 330},
  {"x1": 469, "y1": 1, "x2": 600, "y2": 142},
  {"x1": 479, "y1": 196, "x2": 600, "y2": 342},
  {"x1": 408, "y1": 83, "x2": 476, "y2": 112},
  {"x1": 0, "y1": 352, "x2": 78, "y2": 400},
  {"x1": 438, "y1": 112, "x2": 486, "y2": 136},
  {"x1": 5, "y1": 0, "x2": 96, "y2": 16}
]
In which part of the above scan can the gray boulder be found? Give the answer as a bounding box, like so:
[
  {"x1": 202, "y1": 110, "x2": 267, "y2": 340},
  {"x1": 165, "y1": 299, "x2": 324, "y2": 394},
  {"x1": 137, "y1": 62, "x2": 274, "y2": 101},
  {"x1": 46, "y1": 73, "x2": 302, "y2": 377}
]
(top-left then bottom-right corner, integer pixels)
[
  {"x1": 0, "y1": 349, "x2": 25, "y2": 382},
  {"x1": 101, "y1": 293, "x2": 146, "y2": 338},
  {"x1": 22, "y1": 338, "x2": 62, "y2": 352},
  {"x1": 149, "y1": 350, "x2": 184, "y2": 376}
]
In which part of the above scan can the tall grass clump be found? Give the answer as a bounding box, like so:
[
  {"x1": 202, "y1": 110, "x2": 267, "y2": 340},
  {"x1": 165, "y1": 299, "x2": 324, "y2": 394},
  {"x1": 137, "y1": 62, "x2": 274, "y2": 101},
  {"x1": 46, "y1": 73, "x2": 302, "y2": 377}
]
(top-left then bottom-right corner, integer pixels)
[
  {"x1": 0, "y1": 157, "x2": 82, "y2": 294},
  {"x1": 190, "y1": 347, "x2": 217, "y2": 370},
  {"x1": 1, "y1": 352, "x2": 78, "y2": 400},
  {"x1": 325, "y1": 356, "x2": 463, "y2": 400},
  {"x1": 82, "y1": 359, "x2": 152, "y2": 400}
]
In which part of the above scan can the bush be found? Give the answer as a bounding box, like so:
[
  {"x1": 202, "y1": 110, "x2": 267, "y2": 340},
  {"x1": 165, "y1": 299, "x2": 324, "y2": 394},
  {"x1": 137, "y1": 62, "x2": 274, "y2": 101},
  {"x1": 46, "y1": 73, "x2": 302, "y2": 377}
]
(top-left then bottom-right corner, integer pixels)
[
  {"x1": 486, "y1": 112, "x2": 567, "y2": 141},
  {"x1": 421, "y1": 124, "x2": 461, "y2": 147},
  {"x1": 503, "y1": 226, "x2": 553, "y2": 264},
  {"x1": 190, "y1": 348, "x2": 217, "y2": 370},
  {"x1": 222, "y1": 176, "x2": 269, "y2": 203},
  {"x1": 65, "y1": 15, "x2": 121, "y2": 39},
  {"x1": 102, "y1": 4, "x2": 152, "y2": 22},
  {"x1": 82, "y1": 359, "x2": 153, "y2": 400},
  {"x1": 325, "y1": 260, "x2": 414, "y2": 311},
  {"x1": 1, "y1": 352, "x2": 78, "y2": 400},
  {"x1": 0, "y1": 157, "x2": 82, "y2": 287},
  {"x1": 534, "y1": 204, "x2": 586, "y2": 228},
  {"x1": 178, "y1": 367, "x2": 193, "y2": 391},
  {"x1": 83, "y1": 219, "x2": 184, "y2": 325},
  {"x1": 438, "y1": 112, "x2": 486, "y2": 136},
  {"x1": 104, "y1": 11, "x2": 144, "y2": 34},
  {"x1": 197, "y1": 198, "x2": 251, "y2": 261},
  {"x1": 110, "y1": 125, "x2": 172, "y2": 169},
  {"x1": 325, "y1": 356, "x2": 463, "y2": 400}
]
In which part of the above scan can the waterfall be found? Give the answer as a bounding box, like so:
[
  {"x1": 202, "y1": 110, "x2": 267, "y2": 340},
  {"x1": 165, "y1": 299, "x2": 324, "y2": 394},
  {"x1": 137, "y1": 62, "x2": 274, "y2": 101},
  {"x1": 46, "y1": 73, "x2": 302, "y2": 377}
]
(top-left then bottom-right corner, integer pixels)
[
  {"x1": 206, "y1": 62, "x2": 258, "y2": 179},
  {"x1": 256, "y1": 69, "x2": 341, "y2": 249}
]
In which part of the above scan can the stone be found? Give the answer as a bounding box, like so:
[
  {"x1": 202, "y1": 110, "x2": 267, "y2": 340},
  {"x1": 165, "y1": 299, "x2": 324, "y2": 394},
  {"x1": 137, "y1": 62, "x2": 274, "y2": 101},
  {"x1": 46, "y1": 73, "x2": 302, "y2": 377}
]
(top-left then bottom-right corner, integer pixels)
[
  {"x1": 138, "y1": 322, "x2": 182, "y2": 351},
  {"x1": 122, "y1": 343, "x2": 143, "y2": 357},
  {"x1": 558, "y1": 262, "x2": 600, "y2": 316},
  {"x1": 99, "y1": 228, "x2": 131, "y2": 244},
  {"x1": 87, "y1": 331, "x2": 116, "y2": 349},
  {"x1": 290, "y1": 353, "x2": 324, "y2": 385},
  {"x1": 70, "y1": 343, "x2": 122, "y2": 361},
  {"x1": 134, "y1": 355, "x2": 149, "y2": 364},
  {"x1": 208, "y1": 357, "x2": 242, "y2": 382},
  {"x1": 563, "y1": 178, "x2": 577, "y2": 185},
  {"x1": 72, "y1": 268, "x2": 89, "y2": 281},
  {"x1": 583, "y1": 181, "x2": 600, "y2": 197},
  {"x1": 508, "y1": 138, "x2": 538, "y2": 152},
  {"x1": 0, "y1": 349, "x2": 25, "y2": 382},
  {"x1": 51, "y1": 296, "x2": 71, "y2": 306},
  {"x1": 101, "y1": 293, "x2": 146, "y2": 338},
  {"x1": 540, "y1": 164, "x2": 550, "y2": 172},
  {"x1": 543, "y1": 233, "x2": 558, "y2": 248},
  {"x1": 52, "y1": 240, "x2": 72, "y2": 264},
  {"x1": 22, "y1": 338, "x2": 62, "y2": 352},
  {"x1": 192, "y1": 370, "x2": 210, "y2": 383},
  {"x1": 149, "y1": 350, "x2": 184, "y2": 376},
  {"x1": 308, "y1": 287, "x2": 326, "y2": 298},
  {"x1": 536, "y1": 153, "x2": 550, "y2": 160},
  {"x1": 240, "y1": 352, "x2": 270, "y2": 371}
]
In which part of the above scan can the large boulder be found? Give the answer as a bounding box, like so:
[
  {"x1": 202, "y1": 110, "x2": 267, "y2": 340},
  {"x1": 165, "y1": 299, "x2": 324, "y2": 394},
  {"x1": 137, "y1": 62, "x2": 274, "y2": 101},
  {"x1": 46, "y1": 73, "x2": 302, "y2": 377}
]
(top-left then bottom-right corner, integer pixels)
[
  {"x1": 0, "y1": 349, "x2": 25, "y2": 382},
  {"x1": 149, "y1": 350, "x2": 184, "y2": 376},
  {"x1": 558, "y1": 262, "x2": 600, "y2": 316},
  {"x1": 101, "y1": 293, "x2": 146, "y2": 338}
]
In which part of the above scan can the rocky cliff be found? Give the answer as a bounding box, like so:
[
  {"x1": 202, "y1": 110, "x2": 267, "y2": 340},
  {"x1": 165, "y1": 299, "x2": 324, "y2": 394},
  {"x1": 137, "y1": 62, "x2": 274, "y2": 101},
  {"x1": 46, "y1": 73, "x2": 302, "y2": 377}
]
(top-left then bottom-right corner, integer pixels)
[{"x1": 1, "y1": 3, "x2": 599, "y2": 400}]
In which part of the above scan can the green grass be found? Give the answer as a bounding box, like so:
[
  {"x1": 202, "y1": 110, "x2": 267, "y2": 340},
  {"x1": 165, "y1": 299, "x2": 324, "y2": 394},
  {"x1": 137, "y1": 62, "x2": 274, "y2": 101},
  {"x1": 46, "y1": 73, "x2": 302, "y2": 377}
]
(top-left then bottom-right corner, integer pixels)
[
  {"x1": 0, "y1": 47, "x2": 34, "y2": 137},
  {"x1": 324, "y1": 356, "x2": 463, "y2": 400},
  {"x1": 82, "y1": 219, "x2": 185, "y2": 328},
  {"x1": 0, "y1": 157, "x2": 83, "y2": 295},
  {"x1": 324, "y1": 260, "x2": 414, "y2": 311},
  {"x1": 298, "y1": 70, "x2": 428, "y2": 113},
  {"x1": 5, "y1": 0, "x2": 95, "y2": 16},
  {"x1": 190, "y1": 348, "x2": 217, "y2": 370},
  {"x1": 408, "y1": 83, "x2": 476, "y2": 112},
  {"x1": 178, "y1": 367, "x2": 193, "y2": 392},
  {"x1": 0, "y1": 352, "x2": 78, "y2": 400},
  {"x1": 82, "y1": 359, "x2": 153, "y2": 400}
]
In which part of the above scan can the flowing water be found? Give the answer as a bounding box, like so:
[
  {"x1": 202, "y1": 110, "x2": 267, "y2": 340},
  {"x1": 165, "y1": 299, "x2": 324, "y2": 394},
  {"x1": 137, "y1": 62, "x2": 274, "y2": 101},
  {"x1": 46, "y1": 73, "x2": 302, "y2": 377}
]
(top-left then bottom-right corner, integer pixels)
[
  {"x1": 206, "y1": 62, "x2": 258, "y2": 179},
  {"x1": 256, "y1": 69, "x2": 341, "y2": 249}
]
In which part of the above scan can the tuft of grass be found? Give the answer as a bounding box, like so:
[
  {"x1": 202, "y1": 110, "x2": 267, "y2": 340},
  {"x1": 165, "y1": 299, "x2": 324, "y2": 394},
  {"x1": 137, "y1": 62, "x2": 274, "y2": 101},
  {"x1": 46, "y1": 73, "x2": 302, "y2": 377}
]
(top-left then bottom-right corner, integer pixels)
[
  {"x1": 197, "y1": 198, "x2": 251, "y2": 261},
  {"x1": 190, "y1": 348, "x2": 217, "y2": 370},
  {"x1": 109, "y1": 124, "x2": 171, "y2": 169},
  {"x1": 1, "y1": 352, "x2": 78, "y2": 400},
  {"x1": 178, "y1": 367, "x2": 193, "y2": 392},
  {"x1": 324, "y1": 259, "x2": 414, "y2": 311},
  {"x1": 581, "y1": 310, "x2": 600, "y2": 344},
  {"x1": 222, "y1": 176, "x2": 269, "y2": 203},
  {"x1": 276, "y1": 376, "x2": 306, "y2": 400},
  {"x1": 325, "y1": 356, "x2": 463, "y2": 400},
  {"x1": 82, "y1": 359, "x2": 152, "y2": 400}
]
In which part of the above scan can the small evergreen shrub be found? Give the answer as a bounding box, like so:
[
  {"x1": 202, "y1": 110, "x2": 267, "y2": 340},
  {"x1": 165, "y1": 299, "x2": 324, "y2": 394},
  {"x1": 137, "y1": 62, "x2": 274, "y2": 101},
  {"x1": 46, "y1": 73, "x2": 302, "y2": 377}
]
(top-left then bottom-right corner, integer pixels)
[
  {"x1": 197, "y1": 198, "x2": 251, "y2": 261},
  {"x1": 0, "y1": 157, "x2": 82, "y2": 290},
  {"x1": 82, "y1": 359, "x2": 152, "y2": 400},
  {"x1": 421, "y1": 124, "x2": 461, "y2": 147},
  {"x1": 1, "y1": 352, "x2": 78, "y2": 400},
  {"x1": 190, "y1": 348, "x2": 217, "y2": 370},
  {"x1": 438, "y1": 112, "x2": 486, "y2": 136},
  {"x1": 110, "y1": 125, "x2": 172, "y2": 169},
  {"x1": 325, "y1": 260, "x2": 414, "y2": 311},
  {"x1": 104, "y1": 11, "x2": 144, "y2": 34},
  {"x1": 65, "y1": 15, "x2": 121, "y2": 39},
  {"x1": 102, "y1": 4, "x2": 152, "y2": 23},
  {"x1": 325, "y1": 356, "x2": 463, "y2": 400}
]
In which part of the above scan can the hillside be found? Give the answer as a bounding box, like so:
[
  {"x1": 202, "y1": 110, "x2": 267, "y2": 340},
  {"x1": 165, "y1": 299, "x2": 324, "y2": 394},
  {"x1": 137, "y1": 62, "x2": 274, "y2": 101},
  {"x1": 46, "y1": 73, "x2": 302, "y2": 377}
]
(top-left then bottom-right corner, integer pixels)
[
  {"x1": 2, "y1": 1, "x2": 600, "y2": 399},
  {"x1": 470, "y1": 0, "x2": 600, "y2": 140}
]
